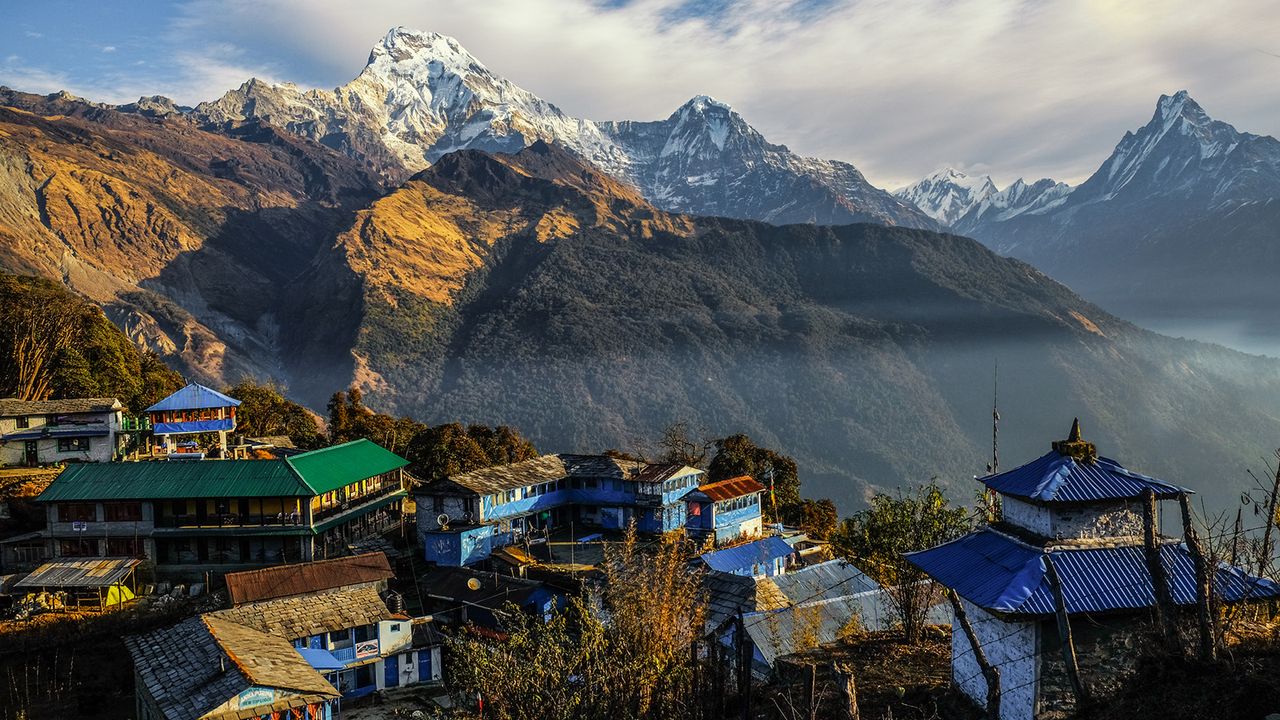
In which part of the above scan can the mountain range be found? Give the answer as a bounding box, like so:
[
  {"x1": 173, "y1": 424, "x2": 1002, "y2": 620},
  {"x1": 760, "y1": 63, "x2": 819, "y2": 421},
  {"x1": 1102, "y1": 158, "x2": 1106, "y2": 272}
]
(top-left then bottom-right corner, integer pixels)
[
  {"x1": 897, "y1": 92, "x2": 1280, "y2": 353},
  {"x1": 2, "y1": 28, "x2": 1280, "y2": 513},
  {"x1": 191, "y1": 27, "x2": 934, "y2": 230}
]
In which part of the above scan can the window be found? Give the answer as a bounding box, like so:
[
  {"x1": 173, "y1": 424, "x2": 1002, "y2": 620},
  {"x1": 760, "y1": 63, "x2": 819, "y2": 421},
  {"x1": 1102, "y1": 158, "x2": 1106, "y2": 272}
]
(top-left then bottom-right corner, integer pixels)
[
  {"x1": 329, "y1": 630, "x2": 354, "y2": 650},
  {"x1": 354, "y1": 625, "x2": 377, "y2": 642},
  {"x1": 432, "y1": 496, "x2": 444, "y2": 513},
  {"x1": 59, "y1": 538, "x2": 99, "y2": 557},
  {"x1": 389, "y1": 623, "x2": 401, "y2": 632},
  {"x1": 354, "y1": 664, "x2": 375, "y2": 689},
  {"x1": 13, "y1": 544, "x2": 44, "y2": 564},
  {"x1": 58, "y1": 503, "x2": 96, "y2": 522},
  {"x1": 57, "y1": 437, "x2": 90, "y2": 453},
  {"x1": 107, "y1": 537, "x2": 142, "y2": 557},
  {"x1": 16, "y1": 415, "x2": 29, "y2": 429},
  {"x1": 103, "y1": 502, "x2": 142, "y2": 522}
]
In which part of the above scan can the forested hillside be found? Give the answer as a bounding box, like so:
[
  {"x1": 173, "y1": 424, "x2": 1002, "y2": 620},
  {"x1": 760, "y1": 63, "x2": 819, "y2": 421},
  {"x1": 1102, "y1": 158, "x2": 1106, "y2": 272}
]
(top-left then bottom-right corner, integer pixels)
[{"x1": 0, "y1": 273, "x2": 182, "y2": 412}]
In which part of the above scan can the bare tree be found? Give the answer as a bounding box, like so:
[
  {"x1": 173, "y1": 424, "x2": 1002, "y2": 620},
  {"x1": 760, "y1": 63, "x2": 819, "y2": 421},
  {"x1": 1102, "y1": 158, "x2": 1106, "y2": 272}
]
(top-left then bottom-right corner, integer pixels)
[{"x1": 658, "y1": 420, "x2": 713, "y2": 467}]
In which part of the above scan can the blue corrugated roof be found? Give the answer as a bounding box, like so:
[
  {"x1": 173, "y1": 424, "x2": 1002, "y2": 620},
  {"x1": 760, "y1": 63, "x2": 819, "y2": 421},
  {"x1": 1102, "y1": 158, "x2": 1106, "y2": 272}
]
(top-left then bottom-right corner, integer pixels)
[
  {"x1": 146, "y1": 383, "x2": 241, "y2": 412},
  {"x1": 297, "y1": 647, "x2": 345, "y2": 671},
  {"x1": 701, "y1": 537, "x2": 794, "y2": 574},
  {"x1": 906, "y1": 529, "x2": 1280, "y2": 616},
  {"x1": 982, "y1": 451, "x2": 1188, "y2": 504}
]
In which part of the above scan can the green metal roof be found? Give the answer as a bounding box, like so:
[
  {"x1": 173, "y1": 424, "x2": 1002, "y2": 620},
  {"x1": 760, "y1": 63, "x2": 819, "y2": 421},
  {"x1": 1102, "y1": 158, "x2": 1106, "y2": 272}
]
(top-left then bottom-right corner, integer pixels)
[
  {"x1": 37, "y1": 439, "x2": 408, "y2": 502},
  {"x1": 39, "y1": 461, "x2": 310, "y2": 501},
  {"x1": 286, "y1": 439, "x2": 408, "y2": 495}
]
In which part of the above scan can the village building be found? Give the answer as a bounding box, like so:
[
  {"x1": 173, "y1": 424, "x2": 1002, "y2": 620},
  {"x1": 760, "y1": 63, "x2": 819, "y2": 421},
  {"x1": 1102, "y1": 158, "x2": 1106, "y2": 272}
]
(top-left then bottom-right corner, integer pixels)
[
  {"x1": 126, "y1": 614, "x2": 341, "y2": 720},
  {"x1": 907, "y1": 421, "x2": 1280, "y2": 720},
  {"x1": 209, "y1": 582, "x2": 440, "y2": 698},
  {"x1": 417, "y1": 565, "x2": 570, "y2": 629},
  {"x1": 683, "y1": 474, "x2": 766, "y2": 544},
  {"x1": 414, "y1": 455, "x2": 731, "y2": 566},
  {"x1": 0, "y1": 397, "x2": 125, "y2": 466},
  {"x1": 702, "y1": 558, "x2": 950, "y2": 677},
  {"x1": 699, "y1": 536, "x2": 796, "y2": 578},
  {"x1": 145, "y1": 383, "x2": 240, "y2": 458},
  {"x1": 29, "y1": 439, "x2": 408, "y2": 576},
  {"x1": 213, "y1": 553, "x2": 442, "y2": 698}
]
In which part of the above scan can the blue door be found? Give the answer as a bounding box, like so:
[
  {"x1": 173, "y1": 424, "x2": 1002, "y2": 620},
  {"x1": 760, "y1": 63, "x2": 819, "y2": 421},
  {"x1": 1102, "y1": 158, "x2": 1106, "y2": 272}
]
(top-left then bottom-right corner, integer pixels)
[
  {"x1": 418, "y1": 650, "x2": 432, "y2": 682},
  {"x1": 384, "y1": 654, "x2": 399, "y2": 688}
]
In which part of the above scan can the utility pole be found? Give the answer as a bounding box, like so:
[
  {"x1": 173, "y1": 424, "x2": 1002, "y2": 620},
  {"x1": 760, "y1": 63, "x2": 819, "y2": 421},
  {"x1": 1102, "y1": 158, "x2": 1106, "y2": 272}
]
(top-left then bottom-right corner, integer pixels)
[{"x1": 990, "y1": 360, "x2": 999, "y2": 475}]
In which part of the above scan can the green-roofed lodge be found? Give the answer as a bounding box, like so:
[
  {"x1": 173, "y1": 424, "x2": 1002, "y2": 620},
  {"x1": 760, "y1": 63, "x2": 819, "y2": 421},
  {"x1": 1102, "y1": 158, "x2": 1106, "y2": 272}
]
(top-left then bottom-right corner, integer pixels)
[{"x1": 24, "y1": 439, "x2": 409, "y2": 578}]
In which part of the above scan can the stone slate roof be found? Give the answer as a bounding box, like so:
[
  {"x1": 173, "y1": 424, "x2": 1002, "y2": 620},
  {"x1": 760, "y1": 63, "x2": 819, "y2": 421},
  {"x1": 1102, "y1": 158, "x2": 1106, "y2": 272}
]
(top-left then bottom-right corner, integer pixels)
[
  {"x1": 209, "y1": 584, "x2": 392, "y2": 640},
  {"x1": 124, "y1": 615, "x2": 336, "y2": 720},
  {"x1": 204, "y1": 616, "x2": 336, "y2": 696},
  {"x1": 447, "y1": 454, "x2": 569, "y2": 494},
  {"x1": 0, "y1": 397, "x2": 121, "y2": 417},
  {"x1": 435, "y1": 453, "x2": 682, "y2": 496},
  {"x1": 632, "y1": 463, "x2": 700, "y2": 484},
  {"x1": 226, "y1": 552, "x2": 393, "y2": 605}
]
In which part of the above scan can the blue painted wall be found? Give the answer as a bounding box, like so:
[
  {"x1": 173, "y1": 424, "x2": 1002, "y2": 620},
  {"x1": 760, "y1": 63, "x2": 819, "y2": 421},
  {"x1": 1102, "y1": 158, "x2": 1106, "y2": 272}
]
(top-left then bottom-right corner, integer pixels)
[
  {"x1": 712, "y1": 496, "x2": 762, "y2": 543},
  {"x1": 423, "y1": 525, "x2": 493, "y2": 566}
]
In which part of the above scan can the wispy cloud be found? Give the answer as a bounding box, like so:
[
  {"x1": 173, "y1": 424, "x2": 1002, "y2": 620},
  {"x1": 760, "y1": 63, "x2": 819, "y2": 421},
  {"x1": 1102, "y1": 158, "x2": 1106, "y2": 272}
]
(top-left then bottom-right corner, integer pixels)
[
  {"x1": 101, "y1": 45, "x2": 117, "y2": 53},
  {"x1": 23, "y1": 31, "x2": 43, "y2": 39}
]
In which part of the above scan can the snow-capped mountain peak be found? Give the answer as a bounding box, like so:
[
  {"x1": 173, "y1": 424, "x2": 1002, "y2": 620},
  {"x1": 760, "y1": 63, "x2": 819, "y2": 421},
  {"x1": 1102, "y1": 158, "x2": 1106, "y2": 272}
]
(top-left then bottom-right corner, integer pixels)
[
  {"x1": 1076, "y1": 90, "x2": 1278, "y2": 204},
  {"x1": 188, "y1": 27, "x2": 935, "y2": 228},
  {"x1": 895, "y1": 167, "x2": 997, "y2": 226}
]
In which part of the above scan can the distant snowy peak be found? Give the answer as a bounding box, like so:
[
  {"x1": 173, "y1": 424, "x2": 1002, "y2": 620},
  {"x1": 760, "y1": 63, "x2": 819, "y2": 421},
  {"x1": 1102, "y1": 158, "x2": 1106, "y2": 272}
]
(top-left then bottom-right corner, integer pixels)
[
  {"x1": 895, "y1": 168, "x2": 998, "y2": 226},
  {"x1": 955, "y1": 177, "x2": 1072, "y2": 231},
  {"x1": 1078, "y1": 90, "x2": 1280, "y2": 204}
]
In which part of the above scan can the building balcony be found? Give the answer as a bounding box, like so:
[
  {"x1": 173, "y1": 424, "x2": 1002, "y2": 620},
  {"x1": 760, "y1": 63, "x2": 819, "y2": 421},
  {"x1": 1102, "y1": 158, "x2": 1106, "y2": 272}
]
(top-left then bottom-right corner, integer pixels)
[
  {"x1": 153, "y1": 513, "x2": 304, "y2": 529},
  {"x1": 313, "y1": 484, "x2": 404, "y2": 523}
]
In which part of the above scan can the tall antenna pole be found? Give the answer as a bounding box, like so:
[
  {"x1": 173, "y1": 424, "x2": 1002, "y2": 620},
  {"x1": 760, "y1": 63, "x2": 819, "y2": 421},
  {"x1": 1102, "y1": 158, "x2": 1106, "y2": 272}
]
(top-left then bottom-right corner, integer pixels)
[{"x1": 991, "y1": 360, "x2": 999, "y2": 475}]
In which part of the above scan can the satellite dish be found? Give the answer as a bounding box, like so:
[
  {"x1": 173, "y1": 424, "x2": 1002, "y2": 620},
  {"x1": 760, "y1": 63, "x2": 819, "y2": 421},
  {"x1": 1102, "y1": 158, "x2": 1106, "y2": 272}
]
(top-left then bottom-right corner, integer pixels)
[
  {"x1": 437, "y1": 513, "x2": 450, "y2": 529},
  {"x1": 466, "y1": 577, "x2": 482, "y2": 591}
]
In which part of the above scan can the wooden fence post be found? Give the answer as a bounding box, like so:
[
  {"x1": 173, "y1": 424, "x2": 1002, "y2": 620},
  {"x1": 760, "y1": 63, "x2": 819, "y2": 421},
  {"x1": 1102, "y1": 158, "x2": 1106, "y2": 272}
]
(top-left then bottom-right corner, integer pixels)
[
  {"x1": 832, "y1": 662, "x2": 860, "y2": 720},
  {"x1": 1178, "y1": 493, "x2": 1217, "y2": 661},
  {"x1": 948, "y1": 590, "x2": 1000, "y2": 720},
  {"x1": 1142, "y1": 488, "x2": 1180, "y2": 652},
  {"x1": 737, "y1": 612, "x2": 753, "y2": 720},
  {"x1": 1044, "y1": 555, "x2": 1089, "y2": 706},
  {"x1": 808, "y1": 662, "x2": 818, "y2": 720}
]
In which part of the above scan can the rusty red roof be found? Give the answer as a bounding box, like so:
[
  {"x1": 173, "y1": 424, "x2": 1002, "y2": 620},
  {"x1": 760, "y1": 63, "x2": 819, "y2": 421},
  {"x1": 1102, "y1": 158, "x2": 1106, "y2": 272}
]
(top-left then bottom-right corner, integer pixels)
[
  {"x1": 697, "y1": 475, "x2": 765, "y2": 501},
  {"x1": 225, "y1": 552, "x2": 393, "y2": 605}
]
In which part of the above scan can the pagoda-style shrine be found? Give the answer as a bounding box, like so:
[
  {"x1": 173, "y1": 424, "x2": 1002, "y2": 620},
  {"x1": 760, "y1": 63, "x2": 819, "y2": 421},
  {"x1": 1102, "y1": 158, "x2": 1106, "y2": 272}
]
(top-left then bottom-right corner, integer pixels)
[
  {"x1": 145, "y1": 383, "x2": 241, "y2": 458},
  {"x1": 908, "y1": 420, "x2": 1280, "y2": 720}
]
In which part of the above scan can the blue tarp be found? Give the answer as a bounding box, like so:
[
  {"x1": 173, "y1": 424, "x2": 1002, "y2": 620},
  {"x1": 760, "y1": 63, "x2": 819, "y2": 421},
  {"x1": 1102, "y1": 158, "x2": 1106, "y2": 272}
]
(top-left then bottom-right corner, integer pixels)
[
  {"x1": 700, "y1": 536, "x2": 794, "y2": 574},
  {"x1": 153, "y1": 419, "x2": 235, "y2": 435},
  {"x1": 297, "y1": 647, "x2": 346, "y2": 671},
  {"x1": 146, "y1": 383, "x2": 241, "y2": 412},
  {"x1": 982, "y1": 451, "x2": 1189, "y2": 503},
  {"x1": 907, "y1": 528, "x2": 1280, "y2": 616}
]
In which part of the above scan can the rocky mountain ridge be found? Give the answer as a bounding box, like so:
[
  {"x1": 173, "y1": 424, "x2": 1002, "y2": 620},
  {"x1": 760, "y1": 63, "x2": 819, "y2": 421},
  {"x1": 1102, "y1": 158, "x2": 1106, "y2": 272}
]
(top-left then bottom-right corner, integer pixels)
[
  {"x1": 952, "y1": 91, "x2": 1280, "y2": 348},
  {"x1": 185, "y1": 27, "x2": 935, "y2": 229}
]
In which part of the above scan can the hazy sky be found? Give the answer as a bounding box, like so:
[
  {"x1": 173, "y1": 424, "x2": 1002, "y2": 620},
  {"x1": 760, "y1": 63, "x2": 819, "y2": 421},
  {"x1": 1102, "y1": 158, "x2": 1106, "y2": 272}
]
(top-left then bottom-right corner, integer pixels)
[{"x1": 3, "y1": 0, "x2": 1278, "y2": 188}]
